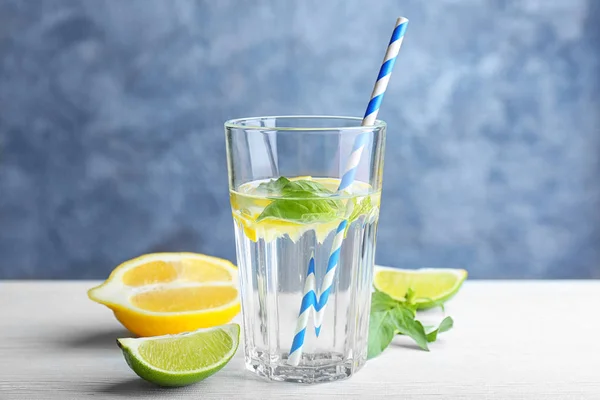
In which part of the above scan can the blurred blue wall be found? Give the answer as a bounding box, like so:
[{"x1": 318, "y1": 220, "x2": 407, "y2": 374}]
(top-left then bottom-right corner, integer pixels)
[{"x1": 1, "y1": 0, "x2": 599, "y2": 279}]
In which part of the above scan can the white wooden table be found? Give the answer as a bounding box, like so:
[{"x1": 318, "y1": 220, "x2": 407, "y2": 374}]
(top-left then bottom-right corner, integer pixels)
[{"x1": 1, "y1": 281, "x2": 598, "y2": 399}]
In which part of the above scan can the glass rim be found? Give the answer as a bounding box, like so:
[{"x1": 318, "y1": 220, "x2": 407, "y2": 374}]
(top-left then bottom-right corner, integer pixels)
[{"x1": 224, "y1": 115, "x2": 387, "y2": 132}]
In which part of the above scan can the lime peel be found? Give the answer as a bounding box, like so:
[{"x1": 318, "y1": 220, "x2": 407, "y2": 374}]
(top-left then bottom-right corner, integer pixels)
[
  {"x1": 117, "y1": 324, "x2": 240, "y2": 387},
  {"x1": 373, "y1": 267, "x2": 467, "y2": 310}
]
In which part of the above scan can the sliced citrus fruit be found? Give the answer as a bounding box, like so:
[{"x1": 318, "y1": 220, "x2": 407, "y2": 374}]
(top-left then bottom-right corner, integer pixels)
[
  {"x1": 232, "y1": 210, "x2": 342, "y2": 243},
  {"x1": 117, "y1": 324, "x2": 239, "y2": 387},
  {"x1": 373, "y1": 266, "x2": 467, "y2": 309},
  {"x1": 229, "y1": 177, "x2": 379, "y2": 244},
  {"x1": 88, "y1": 253, "x2": 240, "y2": 337}
]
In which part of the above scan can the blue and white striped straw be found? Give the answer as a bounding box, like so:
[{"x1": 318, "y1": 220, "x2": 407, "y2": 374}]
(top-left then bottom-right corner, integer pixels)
[
  {"x1": 288, "y1": 17, "x2": 409, "y2": 366},
  {"x1": 287, "y1": 254, "x2": 317, "y2": 366}
]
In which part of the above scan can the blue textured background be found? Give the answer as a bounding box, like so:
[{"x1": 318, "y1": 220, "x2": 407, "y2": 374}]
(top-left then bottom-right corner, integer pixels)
[{"x1": 1, "y1": 0, "x2": 599, "y2": 279}]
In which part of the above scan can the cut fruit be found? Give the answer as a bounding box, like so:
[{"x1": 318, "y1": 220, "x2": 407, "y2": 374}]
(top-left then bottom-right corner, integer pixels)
[
  {"x1": 88, "y1": 253, "x2": 240, "y2": 337},
  {"x1": 117, "y1": 324, "x2": 240, "y2": 387},
  {"x1": 230, "y1": 177, "x2": 380, "y2": 244},
  {"x1": 232, "y1": 211, "x2": 343, "y2": 243},
  {"x1": 373, "y1": 266, "x2": 467, "y2": 309}
]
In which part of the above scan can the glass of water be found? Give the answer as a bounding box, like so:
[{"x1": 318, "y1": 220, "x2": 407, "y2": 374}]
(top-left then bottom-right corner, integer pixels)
[{"x1": 225, "y1": 116, "x2": 386, "y2": 383}]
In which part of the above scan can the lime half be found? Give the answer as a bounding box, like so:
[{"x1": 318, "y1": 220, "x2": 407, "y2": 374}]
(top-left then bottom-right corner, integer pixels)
[
  {"x1": 117, "y1": 324, "x2": 239, "y2": 387},
  {"x1": 374, "y1": 267, "x2": 467, "y2": 309}
]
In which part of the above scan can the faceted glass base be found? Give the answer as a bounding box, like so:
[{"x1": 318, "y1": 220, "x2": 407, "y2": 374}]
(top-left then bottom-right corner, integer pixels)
[{"x1": 245, "y1": 352, "x2": 366, "y2": 384}]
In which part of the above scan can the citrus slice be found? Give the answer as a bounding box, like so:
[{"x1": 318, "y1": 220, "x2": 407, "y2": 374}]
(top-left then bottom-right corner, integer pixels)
[
  {"x1": 230, "y1": 177, "x2": 379, "y2": 244},
  {"x1": 373, "y1": 266, "x2": 467, "y2": 309},
  {"x1": 88, "y1": 253, "x2": 240, "y2": 337},
  {"x1": 232, "y1": 211, "x2": 342, "y2": 243},
  {"x1": 117, "y1": 324, "x2": 239, "y2": 387}
]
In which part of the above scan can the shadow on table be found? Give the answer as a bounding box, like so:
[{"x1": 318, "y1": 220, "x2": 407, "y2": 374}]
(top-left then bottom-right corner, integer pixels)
[
  {"x1": 54, "y1": 328, "x2": 132, "y2": 350},
  {"x1": 391, "y1": 334, "x2": 450, "y2": 351},
  {"x1": 99, "y1": 370, "x2": 269, "y2": 397},
  {"x1": 391, "y1": 336, "x2": 430, "y2": 351},
  {"x1": 99, "y1": 378, "x2": 181, "y2": 397}
]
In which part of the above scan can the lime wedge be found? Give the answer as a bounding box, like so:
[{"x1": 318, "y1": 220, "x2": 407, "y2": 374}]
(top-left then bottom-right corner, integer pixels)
[
  {"x1": 373, "y1": 267, "x2": 467, "y2": 309},
  {"x1": 117, "y1": 324, "x2": 239, "y2": 387}
]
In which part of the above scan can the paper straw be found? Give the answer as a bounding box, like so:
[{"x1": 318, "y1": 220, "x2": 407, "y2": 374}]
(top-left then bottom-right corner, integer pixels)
[
  {"x1": 288, "y1": 17, "x2": 409, "y2": 366},
  {"x1": 287, "y1": 253, "x2": 317, "y2": 366}
]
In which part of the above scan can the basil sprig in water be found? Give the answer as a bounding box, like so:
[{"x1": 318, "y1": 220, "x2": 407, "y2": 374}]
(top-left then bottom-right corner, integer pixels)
[{"x1": 256, "y1": 178, "x2": 344, "y2": 223}]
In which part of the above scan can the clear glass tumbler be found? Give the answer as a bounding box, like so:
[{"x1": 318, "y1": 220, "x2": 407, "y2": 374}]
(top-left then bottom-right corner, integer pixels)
[{"x1": 224, "y1": 116, "x2": 386, "y2": 383}]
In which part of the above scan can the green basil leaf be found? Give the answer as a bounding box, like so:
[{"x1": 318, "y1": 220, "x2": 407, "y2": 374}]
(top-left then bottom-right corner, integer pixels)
[
  {"x1": 256, "y1": 177, "x2": 290, "y2": 195},
  {"x1": 281, "y1": 180, "x2": 334, "y2": 197},
  {"x1": 344, "y1": 196, "x2": 374, "y2": 238},
  {"x1": 348, "y1": 195, "x2": 373, "y2": 223},
  {"x1": 368, "y1": 292, "x2": 454, "y2": 357},
  {"x1": 392, "y1": 307, "x2": 430, "y2": 351},
  {"x1": 371, "y1": 290, "x2": 402, "y2": 312},
  {"x1": 256, "y1": 198, "x2": 342, "y2": 223},
  {"x1": 367, "y1": 310, "x2": 396, "y2": 359},
  {"x1": 425, "y1": 316, "x2": 454, "y2": 343},
  {"x1": 405, "y1": 287, "x2": 416, "y2": 305},
  {"x1": 256, "y1": 179, "x2": 342, "y2": 223}
]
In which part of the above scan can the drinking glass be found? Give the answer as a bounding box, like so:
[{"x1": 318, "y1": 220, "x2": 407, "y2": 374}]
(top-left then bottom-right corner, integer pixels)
[{"x1": 225, "y1": 116, "x2": 386, "y2": 383}]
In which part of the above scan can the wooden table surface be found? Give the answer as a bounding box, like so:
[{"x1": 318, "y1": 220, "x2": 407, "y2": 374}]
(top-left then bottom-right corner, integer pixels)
[{"x1": 0, "y1": 281, "x2": 598, "y2": 399}]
